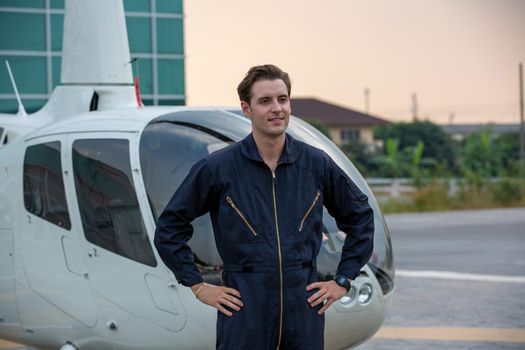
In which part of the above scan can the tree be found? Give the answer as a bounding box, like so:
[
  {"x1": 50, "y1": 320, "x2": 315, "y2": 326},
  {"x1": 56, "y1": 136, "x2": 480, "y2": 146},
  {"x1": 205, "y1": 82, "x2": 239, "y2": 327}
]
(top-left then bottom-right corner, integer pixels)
[
  {"x1": 305, "y1": 119, "x2": 331, "y2": 140},
  {"x1": 495, "y1": 133, "x2": 521, "y2": 175},
  {"x1": 461, "y1": 132, "x2": 497, "y2": 176},
  {"x1": 366, "y1": 138, "x2": 432, "y2": 180},
  {"x1": 340, "y1": 140, "x2": 373, "y2": 176},
  {"x1": 459, "y1": 131, "x2": 521, "y2": 177},
  {"x1": 374, "y1": 120, "x2": 458, "y2": 174}
]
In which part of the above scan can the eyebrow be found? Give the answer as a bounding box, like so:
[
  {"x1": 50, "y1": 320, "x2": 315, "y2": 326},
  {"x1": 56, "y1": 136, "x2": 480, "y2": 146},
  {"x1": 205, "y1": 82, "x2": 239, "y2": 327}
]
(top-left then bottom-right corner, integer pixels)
[{"x1": 257, "y1": 94, "x2": 288, "y2": 101}]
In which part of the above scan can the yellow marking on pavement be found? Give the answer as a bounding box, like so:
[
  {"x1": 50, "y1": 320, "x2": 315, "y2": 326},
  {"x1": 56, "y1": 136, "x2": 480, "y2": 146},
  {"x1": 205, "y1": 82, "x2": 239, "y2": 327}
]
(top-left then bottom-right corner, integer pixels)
[
  {"x1": 374, "y1": 327, "x2": 525, "y2": 343},
  {"x1": 0, "y1": 339, "x2": 24, "y2": 349}
]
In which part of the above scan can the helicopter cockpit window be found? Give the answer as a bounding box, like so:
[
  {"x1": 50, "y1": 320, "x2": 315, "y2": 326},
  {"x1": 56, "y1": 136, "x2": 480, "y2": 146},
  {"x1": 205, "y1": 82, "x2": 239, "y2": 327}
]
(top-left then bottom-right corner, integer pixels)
[
  {"x1": 23, "y1": 141, "x2": 71, "y2": 229},
  {"x1": 73, "y1": 139, "x2": 157, "y2": 267},
  {"x1": 140, "y1": 121, "x2": 231, "y2": 220}
]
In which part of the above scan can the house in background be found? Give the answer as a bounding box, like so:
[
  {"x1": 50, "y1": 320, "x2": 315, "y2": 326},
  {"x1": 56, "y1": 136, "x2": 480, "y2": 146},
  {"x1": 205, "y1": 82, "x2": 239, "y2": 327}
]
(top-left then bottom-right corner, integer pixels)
[{"x1": 291, "y1": 97, "x2": 390, "y2": 146}]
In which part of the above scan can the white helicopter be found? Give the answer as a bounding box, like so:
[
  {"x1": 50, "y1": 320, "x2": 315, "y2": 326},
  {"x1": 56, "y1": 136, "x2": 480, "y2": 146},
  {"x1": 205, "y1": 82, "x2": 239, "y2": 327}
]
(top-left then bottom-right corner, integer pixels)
[{"x1": 0, "y1": 0, "x2": 394, "y2": 349}]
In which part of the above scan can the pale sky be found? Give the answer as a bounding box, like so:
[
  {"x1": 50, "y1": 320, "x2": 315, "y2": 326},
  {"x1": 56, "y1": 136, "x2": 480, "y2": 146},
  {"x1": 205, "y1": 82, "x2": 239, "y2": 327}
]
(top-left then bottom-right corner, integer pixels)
[{"x1": 183, "y1": 0, "x2": 525, "y2": 125}]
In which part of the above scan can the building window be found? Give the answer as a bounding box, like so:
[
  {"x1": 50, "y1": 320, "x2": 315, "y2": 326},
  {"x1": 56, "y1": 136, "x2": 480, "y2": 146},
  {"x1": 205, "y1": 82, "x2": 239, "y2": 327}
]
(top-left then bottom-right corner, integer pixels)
[
  {"x1": 23, "y1": 141, "x2": 71, "y2": 229},
  {"x1": 0, "y1": 12, "x2": 45, "y2": 51},
  {"x1": 156, "y1": 18, "x2": 184, "y2": 54},
  {"x1": 73, "y1": 139, "x2": 157, "y2": 267},
  {"x1": 158, "y1": 58, "x2": 185, "y2": 95},
  {"x1": 126, "y1": 17, "x2": 152, "y2": 52},
  {"x1": 340, "y1": 129, "x2": 360, "y2": 143}
]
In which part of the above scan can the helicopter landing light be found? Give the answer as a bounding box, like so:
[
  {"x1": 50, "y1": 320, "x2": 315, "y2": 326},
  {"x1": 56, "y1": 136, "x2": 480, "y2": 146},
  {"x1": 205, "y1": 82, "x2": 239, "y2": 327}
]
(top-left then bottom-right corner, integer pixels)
[{"x1": 358, "y1": 283, "x2": 373, "y2": 304}]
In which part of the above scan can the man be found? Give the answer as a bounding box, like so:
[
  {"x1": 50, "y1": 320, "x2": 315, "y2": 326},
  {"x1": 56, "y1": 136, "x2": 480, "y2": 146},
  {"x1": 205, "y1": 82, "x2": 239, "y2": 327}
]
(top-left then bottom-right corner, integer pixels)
[{"x1": 154, "y1": 64, "x2": 374, "y2": 350}]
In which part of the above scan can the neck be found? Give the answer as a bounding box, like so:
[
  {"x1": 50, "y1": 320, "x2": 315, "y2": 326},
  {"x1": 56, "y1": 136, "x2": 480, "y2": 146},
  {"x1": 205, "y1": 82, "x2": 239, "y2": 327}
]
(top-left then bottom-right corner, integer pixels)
[{"x1": 252, "y1": 131, "x2": 286, "y2": 171}]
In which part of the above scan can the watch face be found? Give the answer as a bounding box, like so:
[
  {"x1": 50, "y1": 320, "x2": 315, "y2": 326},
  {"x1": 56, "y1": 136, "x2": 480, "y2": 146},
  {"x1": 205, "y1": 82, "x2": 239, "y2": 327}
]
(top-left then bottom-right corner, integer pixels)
[{"x1": 336, "y1": 275, "x2": 350, "y2": 290}]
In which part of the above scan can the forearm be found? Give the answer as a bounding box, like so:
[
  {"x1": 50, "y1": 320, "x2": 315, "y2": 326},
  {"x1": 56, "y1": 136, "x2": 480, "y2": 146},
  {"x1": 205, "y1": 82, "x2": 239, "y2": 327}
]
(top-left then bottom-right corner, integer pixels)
[
  {"x1": 154, "y1": 215, "x2": 204, "y2": 286},
  {"x1": 337, "y1": 204, "x2": 374, "y2": 279}
]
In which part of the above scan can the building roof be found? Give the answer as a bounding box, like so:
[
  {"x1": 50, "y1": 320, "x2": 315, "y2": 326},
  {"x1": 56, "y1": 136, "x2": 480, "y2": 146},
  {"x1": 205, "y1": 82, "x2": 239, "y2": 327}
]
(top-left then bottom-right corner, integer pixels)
[
  {"x1": 441, "y1": 123, "x2": 521, "y2": 135},
  {"x1": 291, "y1": 97, "x2": 390, "y2": 127}
]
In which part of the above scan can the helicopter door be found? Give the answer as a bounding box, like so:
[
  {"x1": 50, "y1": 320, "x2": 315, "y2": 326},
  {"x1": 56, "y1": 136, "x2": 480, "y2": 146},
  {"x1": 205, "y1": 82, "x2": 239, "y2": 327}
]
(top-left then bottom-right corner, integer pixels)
[
  {"x1": 0, "y1": 228, "x2": 20, "y2": 329},
  {"x1": 66, "y1": 134, "x2": 186, "y2": 332},
  {"x1": 19, "y1": 139, "x2": 96, "y2": 328}
]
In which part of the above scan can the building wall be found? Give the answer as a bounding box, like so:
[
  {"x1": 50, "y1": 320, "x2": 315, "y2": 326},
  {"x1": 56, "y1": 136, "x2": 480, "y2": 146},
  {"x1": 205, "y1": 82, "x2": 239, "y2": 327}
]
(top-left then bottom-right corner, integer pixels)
[
  {"x1": 329, "y1": 125, "x2": 375, "y2": 146},
  {"x1": 0, "y1": 0, "x2": 185, "y2": 113}
]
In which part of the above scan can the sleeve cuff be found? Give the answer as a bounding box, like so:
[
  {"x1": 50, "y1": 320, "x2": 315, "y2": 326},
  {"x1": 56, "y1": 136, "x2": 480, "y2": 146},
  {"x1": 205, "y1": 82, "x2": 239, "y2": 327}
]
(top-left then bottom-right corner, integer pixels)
[
  {"x1": 337, "y1": 267, "x2": 362, "y2": 281},
  {"x1": 177, "y1": 273, "x2": 204, "y2": 287}
]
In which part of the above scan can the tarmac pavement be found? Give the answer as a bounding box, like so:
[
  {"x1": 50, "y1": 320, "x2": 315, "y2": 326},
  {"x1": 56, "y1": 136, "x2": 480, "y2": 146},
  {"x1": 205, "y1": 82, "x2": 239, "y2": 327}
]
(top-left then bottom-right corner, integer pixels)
[{"x1": 356, "y1": 207, "x2": 525, "y2": 350}]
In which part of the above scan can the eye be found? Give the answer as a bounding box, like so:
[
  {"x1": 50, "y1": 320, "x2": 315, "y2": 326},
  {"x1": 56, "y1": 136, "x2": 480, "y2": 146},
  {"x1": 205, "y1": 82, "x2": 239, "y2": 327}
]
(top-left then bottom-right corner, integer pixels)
[{"x1": 279, "y1": 96, "x2": 289, "y2": 103}]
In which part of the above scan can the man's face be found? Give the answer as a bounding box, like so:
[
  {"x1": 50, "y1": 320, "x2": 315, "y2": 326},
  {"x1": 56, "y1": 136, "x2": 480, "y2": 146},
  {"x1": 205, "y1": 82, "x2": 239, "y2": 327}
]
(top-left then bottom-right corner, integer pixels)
[{"x1": 241, "y1": 79, "x2": 291, "y2": 139}]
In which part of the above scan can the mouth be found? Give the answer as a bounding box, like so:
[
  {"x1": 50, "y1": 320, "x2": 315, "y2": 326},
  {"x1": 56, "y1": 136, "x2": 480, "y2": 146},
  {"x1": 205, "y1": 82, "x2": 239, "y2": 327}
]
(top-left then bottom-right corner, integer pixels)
[{"x1": 268, "y1": 116, "x2": 285, "y2": 121}]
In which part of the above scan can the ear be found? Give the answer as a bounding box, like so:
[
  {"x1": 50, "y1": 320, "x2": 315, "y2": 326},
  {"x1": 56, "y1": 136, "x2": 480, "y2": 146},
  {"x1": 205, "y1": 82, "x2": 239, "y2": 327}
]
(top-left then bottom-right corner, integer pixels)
[{"x1": 241, "y1": 101, "x2": 251, "y2": 117}]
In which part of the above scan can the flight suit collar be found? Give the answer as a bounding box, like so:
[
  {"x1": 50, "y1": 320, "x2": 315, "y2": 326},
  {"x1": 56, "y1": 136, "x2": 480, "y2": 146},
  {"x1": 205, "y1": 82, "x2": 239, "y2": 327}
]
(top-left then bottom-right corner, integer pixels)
[{"x1": 240, "y1": 132, "x2": 300, "y2": 165}]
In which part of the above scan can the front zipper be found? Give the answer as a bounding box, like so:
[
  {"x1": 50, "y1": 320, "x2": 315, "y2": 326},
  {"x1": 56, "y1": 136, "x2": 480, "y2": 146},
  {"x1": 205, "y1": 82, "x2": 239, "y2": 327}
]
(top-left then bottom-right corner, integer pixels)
[
  {"x1": 298, "y1": 190, "x2": 321, "y2": 232},
  {"x1": 271, "y1": 168, "x2": 284, "y2": 350},
  {"x1": 226, "y1": 196, "x2": 257, "y2": 236}
]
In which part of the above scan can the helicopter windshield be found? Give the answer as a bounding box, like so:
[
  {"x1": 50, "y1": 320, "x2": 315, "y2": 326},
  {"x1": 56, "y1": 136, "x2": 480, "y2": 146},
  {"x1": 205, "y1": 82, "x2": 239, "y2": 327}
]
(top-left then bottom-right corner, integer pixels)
[{"x1": 139, "y1": 110, "x2": 394, "y2": 294}]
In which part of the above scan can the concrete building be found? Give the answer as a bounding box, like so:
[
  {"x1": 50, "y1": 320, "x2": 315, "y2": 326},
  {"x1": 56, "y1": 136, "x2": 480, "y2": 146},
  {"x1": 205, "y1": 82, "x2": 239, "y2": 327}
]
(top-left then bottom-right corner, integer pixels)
[
  {"x1": 441, "y1": 123, "x2": 521, "y2": 141},
  {"x1": 0, "y1": 0, "x2": 185, "y2": 113},
  {"x1": 291, "y1": 97, "x2": 390, "y2": 146}
]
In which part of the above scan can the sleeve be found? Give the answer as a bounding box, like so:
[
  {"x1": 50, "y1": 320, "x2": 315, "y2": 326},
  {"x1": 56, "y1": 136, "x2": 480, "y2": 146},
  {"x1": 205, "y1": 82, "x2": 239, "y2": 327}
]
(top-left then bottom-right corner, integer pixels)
[
  {"x1": 154, "y1": 158, "x2": 216, "y2": 287},
  {"x1": 323, "y1": 156, "x2": 374, "y2": 280}
]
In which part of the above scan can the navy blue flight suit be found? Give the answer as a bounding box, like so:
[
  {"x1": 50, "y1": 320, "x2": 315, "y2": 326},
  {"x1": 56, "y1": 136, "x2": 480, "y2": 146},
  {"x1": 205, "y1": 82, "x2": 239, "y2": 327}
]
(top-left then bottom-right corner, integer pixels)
[{"x1": 155, "y1": 133, "x2": 374, "y2": 350}]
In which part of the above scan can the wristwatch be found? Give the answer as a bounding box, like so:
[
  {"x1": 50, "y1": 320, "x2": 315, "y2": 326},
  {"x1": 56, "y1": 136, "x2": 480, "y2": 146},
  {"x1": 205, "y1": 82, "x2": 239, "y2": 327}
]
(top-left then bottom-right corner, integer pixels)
[{"x1": 334, "y1": 274, "x2": 351, "y2": 292}]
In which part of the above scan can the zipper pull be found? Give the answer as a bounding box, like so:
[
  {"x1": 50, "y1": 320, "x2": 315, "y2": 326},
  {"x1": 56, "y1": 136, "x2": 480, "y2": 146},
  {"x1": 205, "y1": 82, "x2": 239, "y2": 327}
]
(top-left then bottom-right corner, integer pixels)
[
  {"x1": 226, "y1": 196, "x2": 234, "y2": 207},
  {"x1": 271, "y1": 162, "x2": 281, "y2": 179}
]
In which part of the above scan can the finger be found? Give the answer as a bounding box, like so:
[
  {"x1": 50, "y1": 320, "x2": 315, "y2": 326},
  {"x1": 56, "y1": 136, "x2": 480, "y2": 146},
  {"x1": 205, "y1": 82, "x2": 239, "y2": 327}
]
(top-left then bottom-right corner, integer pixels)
[
  {"x1": 306, "y1": 282, "x2": 323, "y2": 291},
  {"x1": 217, "y1": 305, "x2": 233, "y2": 317},
  {"x1": 224, "y1": 287, "x2": 242, "y2": 298},
  {"x1": 221, "y1": 299, "x2": 241, "y2": 312},
  {"x1": 318, "y1": 299, "x2": 335, "y2": 315},
  {"x1": 224, "y1": 294, "x2": 244, "y2": 307},
  {"x1": 307, "y1": 289, "x2": 327, "y2": 304},
  {"x1": 310, "y1": 294, "x2": 329, "y2": 307}
]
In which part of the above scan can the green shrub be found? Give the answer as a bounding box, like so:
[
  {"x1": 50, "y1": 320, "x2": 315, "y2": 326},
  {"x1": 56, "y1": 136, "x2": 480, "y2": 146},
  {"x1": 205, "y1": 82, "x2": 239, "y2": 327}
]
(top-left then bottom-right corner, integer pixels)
[
  {"x1": 413, "y1": 183, "x2": 449, "y2": 211},
  {"x1": 491, "y1": 178, "x2": 525, "y2": 205},
  {"x1": 379, "y1": 177, "x2": 525, "y2": 213}
]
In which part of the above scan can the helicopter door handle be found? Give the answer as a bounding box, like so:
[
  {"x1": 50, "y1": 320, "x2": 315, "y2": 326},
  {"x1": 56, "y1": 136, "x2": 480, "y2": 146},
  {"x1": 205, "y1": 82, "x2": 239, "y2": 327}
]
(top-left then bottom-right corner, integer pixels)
[{"x1": 88, "y1": 248, "x2": 98, "y2": 258}]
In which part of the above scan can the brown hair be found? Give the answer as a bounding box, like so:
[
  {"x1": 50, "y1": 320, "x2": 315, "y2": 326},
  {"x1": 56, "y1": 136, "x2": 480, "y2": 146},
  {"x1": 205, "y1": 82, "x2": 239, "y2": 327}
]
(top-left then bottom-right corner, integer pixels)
[{"x1": 237, "y1": 64, "x2": 291, "y2": 104}]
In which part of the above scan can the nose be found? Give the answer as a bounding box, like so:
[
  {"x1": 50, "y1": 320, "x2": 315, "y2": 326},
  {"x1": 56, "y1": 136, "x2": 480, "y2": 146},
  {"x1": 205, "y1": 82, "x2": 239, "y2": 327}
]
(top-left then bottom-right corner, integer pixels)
[{"x1": 270, "y1": 98, "x2": 282, "y2": 113}]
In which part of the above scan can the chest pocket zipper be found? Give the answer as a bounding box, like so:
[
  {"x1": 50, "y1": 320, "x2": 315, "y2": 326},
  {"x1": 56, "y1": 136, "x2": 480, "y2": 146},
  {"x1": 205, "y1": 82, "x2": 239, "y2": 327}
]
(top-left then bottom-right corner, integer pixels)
[
  {"x1": 299, "y1": 190, "x2": 321, "y2": 232},
  {"x1": 226, "y1": 196, "x2": 258, "y2": 236}
]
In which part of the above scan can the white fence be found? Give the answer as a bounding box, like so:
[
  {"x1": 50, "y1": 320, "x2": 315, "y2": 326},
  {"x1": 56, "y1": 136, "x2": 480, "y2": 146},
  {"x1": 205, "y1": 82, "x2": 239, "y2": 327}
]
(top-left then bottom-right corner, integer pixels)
[
  {"x1": 365, "y1": 177, "x2": 503, "y2": 200},
  {"x1": 365, "y1": 178, "x2": 415, "y2": 200}
]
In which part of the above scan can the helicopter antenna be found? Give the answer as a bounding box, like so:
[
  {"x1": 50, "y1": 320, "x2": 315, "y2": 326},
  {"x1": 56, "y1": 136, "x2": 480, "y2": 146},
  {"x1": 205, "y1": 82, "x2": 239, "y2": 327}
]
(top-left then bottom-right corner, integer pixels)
[{"x1": 5, "y1": 60, "x2": 27, "y2": 116}]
